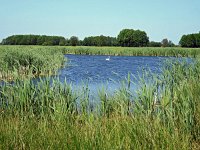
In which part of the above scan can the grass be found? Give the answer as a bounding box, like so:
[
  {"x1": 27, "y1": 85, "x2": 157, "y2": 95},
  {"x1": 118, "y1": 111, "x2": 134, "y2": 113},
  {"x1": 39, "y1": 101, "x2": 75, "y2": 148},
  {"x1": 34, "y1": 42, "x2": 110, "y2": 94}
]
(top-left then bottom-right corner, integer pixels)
[
  {"x1": 63, "y1": 46, "x2": 200, "y2": 57},
  {"x1": 0, "y1": 45, "x2": 200, "y2": 149},
  {"x1": 0, "y1": 45, "x2": 65, "y2": 80}
]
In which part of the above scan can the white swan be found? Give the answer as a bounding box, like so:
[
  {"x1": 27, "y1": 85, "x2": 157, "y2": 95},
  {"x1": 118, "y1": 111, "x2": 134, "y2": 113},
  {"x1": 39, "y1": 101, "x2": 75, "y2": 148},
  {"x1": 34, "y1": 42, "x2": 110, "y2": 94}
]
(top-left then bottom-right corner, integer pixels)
[{"x1": 106, "y1": 56, "x2": 110, "y2": 61}]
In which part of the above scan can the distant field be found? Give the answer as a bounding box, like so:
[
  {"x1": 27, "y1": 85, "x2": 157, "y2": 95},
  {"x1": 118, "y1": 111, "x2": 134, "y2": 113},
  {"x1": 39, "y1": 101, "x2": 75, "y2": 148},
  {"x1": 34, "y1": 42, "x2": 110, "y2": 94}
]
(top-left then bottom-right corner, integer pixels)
[
  {"x1": 1, "y1": 45, "x2": 200, "y2": 57},
  {"x1": 63, "y1": 46, "x2": 200, "y2": 57}
]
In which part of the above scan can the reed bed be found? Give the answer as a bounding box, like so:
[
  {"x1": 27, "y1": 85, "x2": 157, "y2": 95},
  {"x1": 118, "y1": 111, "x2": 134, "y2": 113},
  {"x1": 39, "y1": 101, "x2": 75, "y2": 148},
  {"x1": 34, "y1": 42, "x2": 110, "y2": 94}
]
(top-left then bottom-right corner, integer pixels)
[
  {"x1": 0, "y1": 46, "x2": 65, "y2": 80},
  {"x1": 63, "y1": 46, "x2": 200, "y2": 57},
  {"x1": 0, "y1": 56, "x2": 200, "y2": 149}
]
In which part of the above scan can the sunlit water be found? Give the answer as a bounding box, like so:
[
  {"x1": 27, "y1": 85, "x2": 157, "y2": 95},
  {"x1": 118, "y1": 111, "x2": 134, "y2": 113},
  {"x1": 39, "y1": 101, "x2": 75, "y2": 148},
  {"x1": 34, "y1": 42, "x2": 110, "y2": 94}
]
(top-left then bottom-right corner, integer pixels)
[
  {"x1": 54, "y1": 55, "x2": 170, "y2": 95},
  {"x1": 0, "y1": 54, "x2": 193, "y2": 104}
]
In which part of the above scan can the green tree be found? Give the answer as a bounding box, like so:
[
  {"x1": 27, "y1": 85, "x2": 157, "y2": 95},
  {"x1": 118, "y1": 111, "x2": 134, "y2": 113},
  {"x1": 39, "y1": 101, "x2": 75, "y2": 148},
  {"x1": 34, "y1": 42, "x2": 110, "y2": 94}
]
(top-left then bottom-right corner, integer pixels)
[
  {"x1": 161, "y1": 39, "x2": 175, "y2": 47},
  {"x1": 117, "y1": 29, "x2": 149, "y2": 47},
  {"x1": 70, "y1": 36, "x2": 79, "y2": 46},
  {"x1": 148, "y1": 41, "x2": 161, "y2": 47},
  {"x1": 59, "y1": 39, "x2": 66, "y2": 46},
  {"x1": 195, "y1": 33, "x2": 200, "y2": 47},
  {"x1": 161, "y1": 38, "x2": 169, "y2": 47},
  {"x1": 1, "y1": 35, "x2": 66, "y2": 46},
  {"x1": 179, "y1": 32, "x2": 200, "y2": 48},
  {"x1": 83, "y1": 35, "x2": 117, "y2": 46},
  {"x1": 179, "y1": 34, "x2": 197, "y2": 47}
]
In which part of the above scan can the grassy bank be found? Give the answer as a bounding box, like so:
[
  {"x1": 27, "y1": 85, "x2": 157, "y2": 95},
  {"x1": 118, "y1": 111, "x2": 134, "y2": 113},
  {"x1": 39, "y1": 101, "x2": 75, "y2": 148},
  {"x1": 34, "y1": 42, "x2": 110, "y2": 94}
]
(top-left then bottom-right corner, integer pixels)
[
  {"x1": 0, "y1": 46, "x2": 65, "y2": 80},
  {"x1": 0, "y1": 58, "x2": 200, "y2": 149},
  {"x1": 1, "y1": 45, "x2": 200, "y2": 58},
  {"x1": 63, "y1": 46, "x2": 200, "y2": 57}
]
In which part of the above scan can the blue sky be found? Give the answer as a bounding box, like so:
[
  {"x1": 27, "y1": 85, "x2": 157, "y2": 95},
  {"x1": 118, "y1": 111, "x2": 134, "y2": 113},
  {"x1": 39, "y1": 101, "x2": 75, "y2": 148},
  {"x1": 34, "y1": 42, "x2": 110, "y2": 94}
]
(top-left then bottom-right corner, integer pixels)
[{"x1": 0, "y1": 0, "x2": 199, "y2": 44}]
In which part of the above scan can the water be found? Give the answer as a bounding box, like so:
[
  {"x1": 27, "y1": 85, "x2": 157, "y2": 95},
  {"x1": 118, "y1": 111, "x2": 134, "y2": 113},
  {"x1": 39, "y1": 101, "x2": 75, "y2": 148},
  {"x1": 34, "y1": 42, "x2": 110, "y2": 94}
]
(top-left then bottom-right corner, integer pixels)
[
  {"x1": 55, "y1": 55, "x2": 169, "y2": 94},
  {"x1": 0, "y1": 55, "x2": 193, "y2": 106},
  {"x1": 1, "y1": 55, "x2": 192, "y2": 94}
]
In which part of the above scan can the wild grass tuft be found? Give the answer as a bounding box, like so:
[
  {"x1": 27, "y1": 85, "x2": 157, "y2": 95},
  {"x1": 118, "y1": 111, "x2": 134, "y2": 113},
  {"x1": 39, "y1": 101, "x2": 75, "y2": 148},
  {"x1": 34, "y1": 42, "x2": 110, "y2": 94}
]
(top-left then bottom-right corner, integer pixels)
[{"x1": 0, "y1": 45, "x2": 65, "y2": 80}]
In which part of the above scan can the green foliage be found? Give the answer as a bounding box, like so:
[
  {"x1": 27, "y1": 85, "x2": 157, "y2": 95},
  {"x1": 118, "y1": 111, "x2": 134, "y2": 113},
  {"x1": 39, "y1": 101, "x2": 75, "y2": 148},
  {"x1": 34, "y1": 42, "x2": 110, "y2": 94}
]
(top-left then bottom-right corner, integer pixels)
[
  {"x1": 83, "y1": 35, "x2": 118, "y2": 46},
  {"x1": 117, "y1": 29, "x2": 149, "y2": 47},
  {"x1": 161, "y1": 38, "x2": 175, "y2": 47},
  {"x1": 2, "y1": 31, "x2": 186, "y2": 48},
  {"x1": 59, "y1": 39, "x2": 67, "y2": 46},
  {"x1": 69, "y1": 36, "x2": 79, "y2": 46},
  {"x1": 179, "y1": 33, "x2": 200, "y2": 48},
  {"x1": 148, "y1": 41, "x2": 161, "y2": 47},
  {"x1": 2, "y1": 35, "x2": 67, "y2": 46}
]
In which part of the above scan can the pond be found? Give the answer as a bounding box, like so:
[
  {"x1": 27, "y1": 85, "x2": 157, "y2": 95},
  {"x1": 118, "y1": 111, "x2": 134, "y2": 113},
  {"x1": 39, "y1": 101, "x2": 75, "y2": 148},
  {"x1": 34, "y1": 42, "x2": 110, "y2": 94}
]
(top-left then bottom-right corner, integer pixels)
[
  {"x1": 1, "y1": 54, "x2": 191, "y2": 95},
  {"x1": 0, "y1": 54, "x2": 193, "y2": 105},
  {"x1": 54, "y1": 54, "x2": 170, "y2": 95}
]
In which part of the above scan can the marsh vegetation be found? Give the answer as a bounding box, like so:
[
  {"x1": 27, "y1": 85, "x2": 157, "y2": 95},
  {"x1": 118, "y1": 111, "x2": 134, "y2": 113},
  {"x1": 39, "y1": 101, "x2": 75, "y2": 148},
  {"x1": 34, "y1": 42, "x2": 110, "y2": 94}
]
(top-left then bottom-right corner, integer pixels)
[
  {"x1": 0, "y1": 46, "x2": 64, "y2": 80},
  {"x1": 0, "y1": 45, "x2": 200, "y2": 149}
]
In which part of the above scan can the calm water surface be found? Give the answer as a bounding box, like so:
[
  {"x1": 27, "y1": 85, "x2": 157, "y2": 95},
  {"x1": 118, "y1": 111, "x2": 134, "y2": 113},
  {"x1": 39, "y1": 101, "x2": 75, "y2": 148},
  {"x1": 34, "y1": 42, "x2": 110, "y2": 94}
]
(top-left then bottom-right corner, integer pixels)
[
  {"x1": 0, "y1": 55, "x2": 193, "y2": 105},
  {"x1": 55, "y1": 55, "x2": 169, "y2": 94}
]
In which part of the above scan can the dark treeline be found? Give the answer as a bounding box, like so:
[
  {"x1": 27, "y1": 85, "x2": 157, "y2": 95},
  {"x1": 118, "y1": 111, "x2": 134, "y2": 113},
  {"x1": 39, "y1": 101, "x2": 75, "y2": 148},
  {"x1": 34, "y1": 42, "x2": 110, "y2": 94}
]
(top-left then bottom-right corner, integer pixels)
[
  {"x1": 179, "y1": 32, "x2": 200, "y2": 48},
  {"x1": 1, "y1": 35, "x2": 66, "y2": 46},
  {"x1": 0, "y1": 28, "x2": 181, "y2": 47},
  {"x1": 1, "y1": 34, "x2": 118, "y2": 46},
  {"x1": 148, "y1": 41, "x2": 162, "y2": 47},
  {"x1": 83, "y1": 35, "x2": 118, "y2": 46}
]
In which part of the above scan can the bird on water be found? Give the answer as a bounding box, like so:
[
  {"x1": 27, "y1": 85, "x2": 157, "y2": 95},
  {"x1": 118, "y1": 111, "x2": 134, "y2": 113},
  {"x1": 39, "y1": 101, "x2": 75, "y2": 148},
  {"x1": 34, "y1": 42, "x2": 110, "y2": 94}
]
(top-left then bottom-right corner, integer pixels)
[{"x1": 106, "y1": 56, "x2": 110, "y2": 61}]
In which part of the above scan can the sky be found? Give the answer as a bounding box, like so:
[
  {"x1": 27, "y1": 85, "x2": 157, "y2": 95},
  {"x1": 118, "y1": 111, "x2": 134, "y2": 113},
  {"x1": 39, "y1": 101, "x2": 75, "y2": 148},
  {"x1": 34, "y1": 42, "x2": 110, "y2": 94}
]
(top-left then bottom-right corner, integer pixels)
[{"x1": 0, "y1": 0, "x2": 199, "y2": 44}]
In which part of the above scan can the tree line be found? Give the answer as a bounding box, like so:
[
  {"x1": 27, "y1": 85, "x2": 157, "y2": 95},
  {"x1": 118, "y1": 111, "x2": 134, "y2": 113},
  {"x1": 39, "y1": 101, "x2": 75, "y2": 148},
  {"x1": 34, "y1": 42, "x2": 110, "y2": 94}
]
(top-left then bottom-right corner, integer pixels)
[
  {"x1": 1, "y1": 35, "x2": 67, "y2": 46},
  {"x1": 82, "y1": 35, "x2": 118, "y2": 46},
  {"x1": 0, "y1": 35, "x2": 119, "y2": 46},
  {"x1": 179, "y1": 32, "x2": 200, "y2": 48},
  {"x1": 4, "y1": 28, "x2": 200, "y2": 47}
]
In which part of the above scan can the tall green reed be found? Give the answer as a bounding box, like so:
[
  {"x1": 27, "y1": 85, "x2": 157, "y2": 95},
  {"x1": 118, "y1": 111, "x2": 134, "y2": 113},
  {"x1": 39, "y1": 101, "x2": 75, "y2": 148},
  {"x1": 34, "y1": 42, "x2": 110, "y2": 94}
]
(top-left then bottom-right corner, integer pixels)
[
  {"x1": 0, "y1": 46, "x2": 65, "y2": 80},
  {"x1": 62, "y1": 46, "x2": 200, "y2": 57}
]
